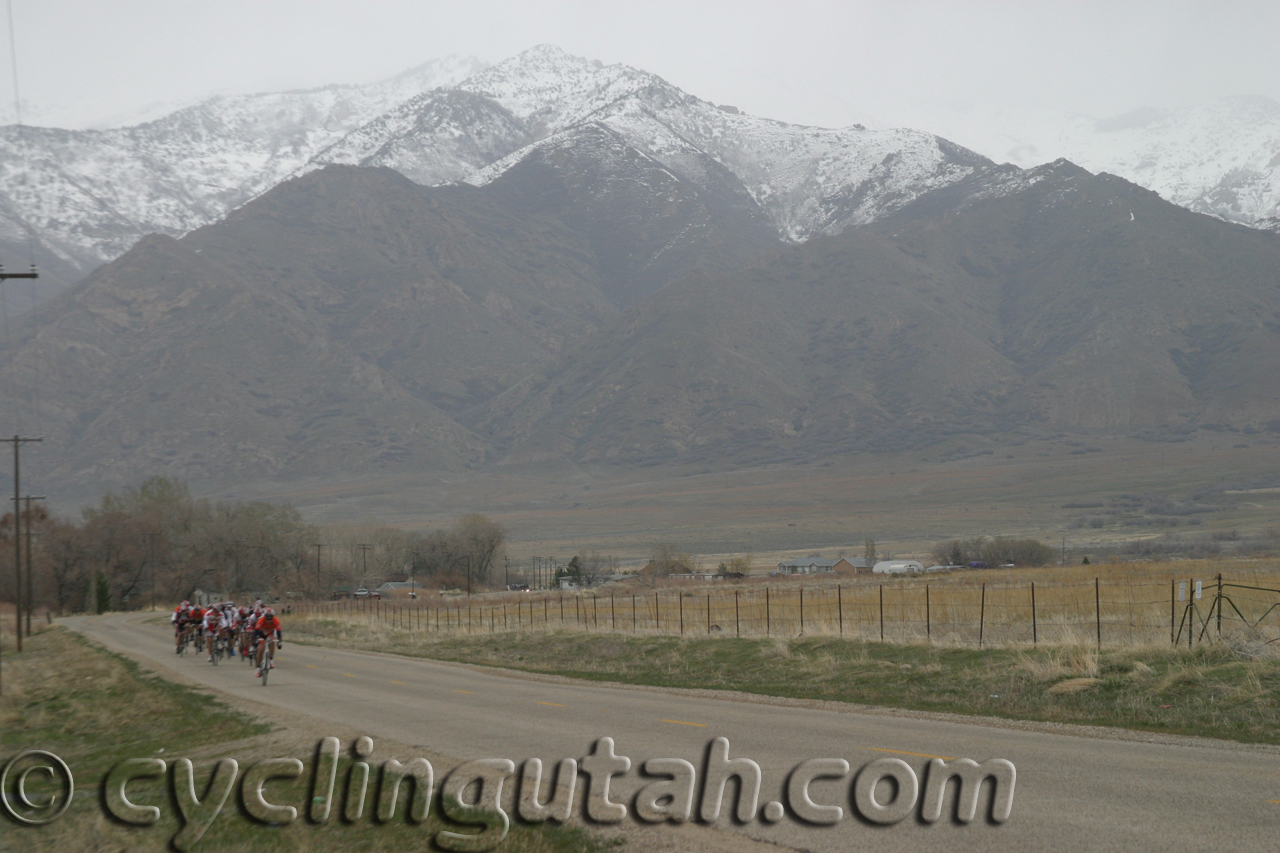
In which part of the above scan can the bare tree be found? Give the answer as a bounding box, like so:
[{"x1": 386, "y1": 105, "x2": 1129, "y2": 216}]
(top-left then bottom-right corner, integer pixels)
[{"x1": 455, "y1": 514, "x2": 505, "y2": 586}]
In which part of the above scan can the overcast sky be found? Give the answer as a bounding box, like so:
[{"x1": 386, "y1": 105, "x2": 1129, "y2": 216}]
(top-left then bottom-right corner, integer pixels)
[{"x1": 3, "y1": 0, "x2": 1278, "y2": 141}]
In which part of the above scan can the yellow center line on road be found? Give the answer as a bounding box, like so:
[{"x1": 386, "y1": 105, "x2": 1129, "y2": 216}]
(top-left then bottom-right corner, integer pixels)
[
  {"x1": 661, "y1": 719, "x2": 707, "y2": 727},
  {"x1": 305, "y1": 664, "x2": 317, "y2": 669},
  {"x1": 870, "y1": 748, "x2": 955, "y2": 760},
  {"x1": 342, "y1": 673, "x2": 357, "y2": 678},
  {"x1": 1268, "y1": 800, "x2": 1280, "y2": 804},
  {"x1": 536, "y1": 701, "x2": 565, "y2": 707},
  {"x1": 453, "y1": 689, "x2": 475, "y2": 694}
]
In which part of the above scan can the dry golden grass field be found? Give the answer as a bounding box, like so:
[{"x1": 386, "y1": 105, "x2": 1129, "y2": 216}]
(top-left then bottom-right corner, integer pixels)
[{"x1": 231, "y1": 434, "x2": 1279, "y2": 563}]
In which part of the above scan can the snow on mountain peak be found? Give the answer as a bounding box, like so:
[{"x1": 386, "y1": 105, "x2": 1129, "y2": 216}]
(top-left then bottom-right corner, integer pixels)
[
  {"x1": 456, "y1": 44, "x2": 610, "y2": 121},
  {"x1": 4, "y1": 44, "x2": 1277, "y2": 303}
]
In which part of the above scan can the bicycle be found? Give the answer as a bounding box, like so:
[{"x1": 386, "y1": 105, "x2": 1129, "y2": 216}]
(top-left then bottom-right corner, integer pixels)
[{"x1": 257, "y1": 637, "x2": 275, "y2": 685}]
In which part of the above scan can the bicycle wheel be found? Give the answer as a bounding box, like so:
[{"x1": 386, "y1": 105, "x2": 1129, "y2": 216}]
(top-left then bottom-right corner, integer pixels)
[{"x1": 260, "y1": 642, "x2": 270, "y2": 686}]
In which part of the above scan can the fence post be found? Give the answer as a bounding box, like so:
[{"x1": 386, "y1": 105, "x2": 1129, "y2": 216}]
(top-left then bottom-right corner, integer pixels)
[
  {"x1": 735, "y1": 591, "x2": 740, "y2": 637},
  {"x1": 838, "y1": 585, "x2": 843, "y2": 637},
  {"x1": 679, "y1": 594, "x2": 684, "y2": 635},
  {"x1": 706, "y1": 594, "x2": 711, "y2": 634},
  {"x1": 979, "y1": 583, "x2": 986, "y2": 647},
  {"x1": 766, "y1": 587, "x2": 771, "y2": 636},
  {"x1": 1170, "y1": 579, "x2": 1175, "y2": 645},
  {"x1": 1095, "y1": 577, "x2": 1101, "y2": 649},
  {"x1": 632, "y1": 595, "x2": 637, "y2": 631},
  {"x1": 654, "y1": 594, "x2": 659, "y2": 631},
  {"x1": 612, "y1": 594, "x2": 616, "y2": 630},
  {"x1": 560, "y1": 595, "x2": 564, "y2": 623},
  {"x1": 1216, "y1": 573, "x2": 1223, "y2": 638},
  {"x1": 1188, "y1": 577, "x2": 1193, "y2": 649},
  {"x1": 1031, "y1": 581, "x2": 1037, "y2": 645},
  {"x1": 926, "y1": 584, "x2": 930, "y2": 641},
  {"x1": 879, "y1": 584, "x2": 884, "y2": 642},
  {"x1": 799, "y1": 587, "x2": 804, "y2": 635}
]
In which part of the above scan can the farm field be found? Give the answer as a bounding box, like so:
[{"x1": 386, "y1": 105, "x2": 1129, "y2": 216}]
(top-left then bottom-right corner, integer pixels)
[
  {"x1": 231, "y1": 434, "x2": 1279, "y2": 561},
  {"x1": 285, "y1": 559, "x2": 1280, "y2": 744}
]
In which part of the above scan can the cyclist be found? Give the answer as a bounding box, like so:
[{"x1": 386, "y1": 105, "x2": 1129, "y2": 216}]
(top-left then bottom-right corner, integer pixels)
[
  {"x1": 202, "y1": 604, "x2": 223, "y2": 662},
  {"x1": 253, "y1": 607, "x2": 283, "y2": 678},
  {"x1": 172, "y1": 600, "x2": 192, "y2": 653},
  {"x1": 223, "y1": 603, "x2": 239, "y2": 658},
  {"x1": 237, "y1": 606, "x2": 254, "y2": 658},
  {"x1": 190, "y1": 604, "x2": 207, "y2": 652}
]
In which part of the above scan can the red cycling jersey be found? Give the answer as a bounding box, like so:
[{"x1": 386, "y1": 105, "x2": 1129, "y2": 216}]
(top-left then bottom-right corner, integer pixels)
[{"x1": 255, "y1": 615, "x2": 282, "y2": 634}]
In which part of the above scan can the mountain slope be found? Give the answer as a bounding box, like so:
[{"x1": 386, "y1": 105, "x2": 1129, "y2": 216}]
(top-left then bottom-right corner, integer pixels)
[
  {"x1": 475, "y1": 161, "x2": 1280, "y2": 466},
  {"x1": 0, "y1": 164, "x2": 633, "y2": 491}
]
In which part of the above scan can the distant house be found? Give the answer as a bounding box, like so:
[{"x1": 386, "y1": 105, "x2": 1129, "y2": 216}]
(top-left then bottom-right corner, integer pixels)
[
  {"x1": 832, "y1": 557, "x2": 869, "y2": 575},
  {"x1": 378, "y1": 581, "x2": 423, "y2": 598},
  {"x1": 776, "y1": 558, "x2": 837, "y2": 575}
]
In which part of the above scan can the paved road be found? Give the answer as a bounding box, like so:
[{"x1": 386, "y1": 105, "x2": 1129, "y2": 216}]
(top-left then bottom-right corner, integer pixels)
[{"x1": 64, "y1": 613, "x2": 1280, "y2": 852}]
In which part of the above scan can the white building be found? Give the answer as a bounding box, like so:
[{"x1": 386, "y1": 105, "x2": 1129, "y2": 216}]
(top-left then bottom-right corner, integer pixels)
[{"x1": 872, "y1": 560, "x2": 925, "y2": 575}]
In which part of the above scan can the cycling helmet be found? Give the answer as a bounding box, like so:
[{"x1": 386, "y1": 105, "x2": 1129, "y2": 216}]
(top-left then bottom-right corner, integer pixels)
[{"x1": 264, "y1": 607, "x2": 275, "y2": 616}]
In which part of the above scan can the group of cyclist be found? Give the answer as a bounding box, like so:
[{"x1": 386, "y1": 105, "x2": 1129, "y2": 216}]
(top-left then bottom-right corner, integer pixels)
[{"x1": 171, "y1": 600, "x2": 282, "y2": 677}]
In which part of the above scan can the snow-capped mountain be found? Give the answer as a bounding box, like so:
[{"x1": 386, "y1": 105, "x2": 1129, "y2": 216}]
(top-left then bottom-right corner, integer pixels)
[
  {"x1": 1046, "y1": 97, "x2": 1280, "y2": 232},
  {"x1": 3, "y1": 44, "x2": 1277, "y2": 304},
  {"x1": 0, "y1": 46, "x2": 989, "y2": 296},
  {"x1": 372, "y1": 46, "x2": 992, "y2": 241},
  {"x1": 925, "y1": 96, "x2": 1280, "y2": 233},
  {"x1": 0, "y1": 55, "x2": 488, "y2": 278}
]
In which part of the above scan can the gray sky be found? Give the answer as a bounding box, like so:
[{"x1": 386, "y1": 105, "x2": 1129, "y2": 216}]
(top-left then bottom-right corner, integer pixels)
[{"x1": 4, "y1": 0, "x2": 1278, "y2": 135}]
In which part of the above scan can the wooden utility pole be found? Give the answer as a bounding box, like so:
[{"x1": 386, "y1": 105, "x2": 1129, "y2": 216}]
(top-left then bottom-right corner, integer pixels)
[
  {"x1": 357, "y1": 543, "x2": 372, "y2": 585},
  {"x1": 1, "y1": 435, "x2": 41, "y2": 651},
  {"x1": 0, "y1": 268, "x2": 39, "y2": 695},
  {"x1": 314, "y1": 543, "x2": 324, "y2": 589},
  {"x1": 14, "y1": 494, "x2": 45, "y2": 635}
]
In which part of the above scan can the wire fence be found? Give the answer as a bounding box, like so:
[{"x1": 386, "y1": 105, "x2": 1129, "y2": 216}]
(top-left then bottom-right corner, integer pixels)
[{"x1": 291, "y1": 573, "x2": 1280, "y2": 649}]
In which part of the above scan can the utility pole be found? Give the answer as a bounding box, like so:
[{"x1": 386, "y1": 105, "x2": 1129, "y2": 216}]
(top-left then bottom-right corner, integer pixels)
[
  {"x1": 1, "y1": 435, "x2": 41, "y2": 652},
  {"x1": 504, "y1": 555, "x2": 509, "y2": 588},
  {"x1": 314, "y1": 543, "x2": 324, "y2": 590},
  {"x1": 467, "y1": 555, "x2": 472, "y2": 597},
  {"x1": 357, "y1": 544, "x2": 372, "y2": 583},
  {"x1": 12, "y1": 494, "x2": 44, "y2": 636}
]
